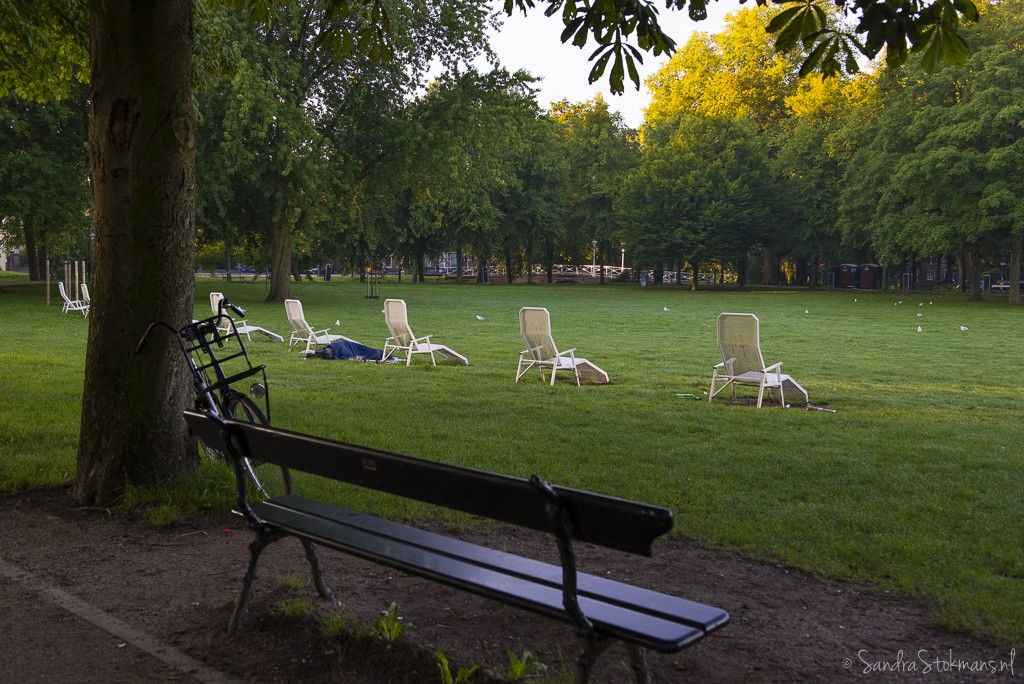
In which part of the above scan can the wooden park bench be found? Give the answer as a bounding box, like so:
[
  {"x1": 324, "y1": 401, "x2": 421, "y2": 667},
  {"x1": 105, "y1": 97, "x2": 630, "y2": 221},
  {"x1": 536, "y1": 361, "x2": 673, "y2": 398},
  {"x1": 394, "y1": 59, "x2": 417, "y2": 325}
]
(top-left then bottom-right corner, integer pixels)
[{"x1": 183, "y1": 410, "x2": 729, "y2": 683}]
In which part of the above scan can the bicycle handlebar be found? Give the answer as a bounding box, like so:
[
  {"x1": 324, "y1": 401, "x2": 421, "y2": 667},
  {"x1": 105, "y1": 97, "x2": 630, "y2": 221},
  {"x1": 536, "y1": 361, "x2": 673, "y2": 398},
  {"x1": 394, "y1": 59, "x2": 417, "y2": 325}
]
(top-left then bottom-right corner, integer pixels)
[
  {"x1": 136, "y1": 297, "x2": 246, "y2": 355},
  {"x1": 134, "y1": 320, "x2": 178, "y2": 355},
  {"x1": 218, "y1": 297, "x2": 245, "y2": 318}
]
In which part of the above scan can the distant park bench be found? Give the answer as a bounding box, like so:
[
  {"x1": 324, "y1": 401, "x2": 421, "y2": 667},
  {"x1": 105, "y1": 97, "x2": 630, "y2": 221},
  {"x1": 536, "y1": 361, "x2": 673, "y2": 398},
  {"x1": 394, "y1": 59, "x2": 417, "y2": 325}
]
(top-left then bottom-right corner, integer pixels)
[{"x1": 183, "y1": 410, "x2": 729, "y2": 683}]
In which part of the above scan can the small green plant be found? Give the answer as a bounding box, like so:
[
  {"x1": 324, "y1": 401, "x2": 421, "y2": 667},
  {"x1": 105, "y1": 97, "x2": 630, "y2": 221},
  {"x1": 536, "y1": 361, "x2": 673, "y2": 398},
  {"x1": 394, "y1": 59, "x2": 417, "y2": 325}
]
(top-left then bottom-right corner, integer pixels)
[
  {"x1": 318, "y1": 611, "x2": 351, "y2": 638},
  {"x1": 269, "y1": 573, "x2": 310, "y2": 619},
  {"x1": 145, "y1": 503, "x2": 182, "y2": 526},
  {"x1": 435, "y1": 649, "x2": 479, "y2": 684},
  {"x1": 373, "y1": 602, "x2": 410, "y2": 646},
  {"x1": 275, "y1": 572, "x2": 304, "y2": 592},
  {"x1": 486, "y1": 649, "x2": 547, "y2": 681},
  {"x1": 272, "y1": 596, "x2": 311, "y2": 619}
]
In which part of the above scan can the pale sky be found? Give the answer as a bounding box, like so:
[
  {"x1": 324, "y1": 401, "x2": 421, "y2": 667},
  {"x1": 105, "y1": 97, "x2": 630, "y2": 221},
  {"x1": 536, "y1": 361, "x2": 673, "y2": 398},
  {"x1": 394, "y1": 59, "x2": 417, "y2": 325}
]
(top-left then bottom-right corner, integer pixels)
[{"x1": 481, "y1": 3, "x2": 731, "y2": 128}]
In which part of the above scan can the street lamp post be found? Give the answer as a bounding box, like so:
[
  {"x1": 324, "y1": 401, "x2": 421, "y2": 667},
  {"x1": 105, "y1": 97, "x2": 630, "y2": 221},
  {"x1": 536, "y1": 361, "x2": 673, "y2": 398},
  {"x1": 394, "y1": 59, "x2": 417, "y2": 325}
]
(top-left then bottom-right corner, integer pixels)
[
  {"x1": 591, "y1": 239, "x2": 597, "y2": 276},
  {"x1": 620, "y1": 243, "x2": 625, "y2": 269}
]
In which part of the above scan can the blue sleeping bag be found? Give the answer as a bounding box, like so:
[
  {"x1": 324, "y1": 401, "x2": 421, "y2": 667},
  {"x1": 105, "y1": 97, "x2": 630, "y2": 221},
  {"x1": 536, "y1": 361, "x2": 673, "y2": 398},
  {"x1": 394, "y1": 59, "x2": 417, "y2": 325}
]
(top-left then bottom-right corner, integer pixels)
[{"x1": 313, "y1": 340, "x2": 385, "y2": 362}]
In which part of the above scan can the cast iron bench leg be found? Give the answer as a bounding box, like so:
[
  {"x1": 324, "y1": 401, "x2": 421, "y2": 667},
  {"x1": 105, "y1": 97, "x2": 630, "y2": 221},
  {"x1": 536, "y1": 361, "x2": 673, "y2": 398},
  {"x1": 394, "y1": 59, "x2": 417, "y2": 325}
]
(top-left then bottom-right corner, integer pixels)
[
  {"x1": 229, "y1": 528, "x2": 285, "y2": 633},
  {"x1": 300, "y1": 540, "x2": 335, "y2": 605},
  {"x1": 627, "y1": 644, "x2": 650, "y2": 684},
  {"x1": 576, "y1": 634, "x2": 613, "y2": 684}
]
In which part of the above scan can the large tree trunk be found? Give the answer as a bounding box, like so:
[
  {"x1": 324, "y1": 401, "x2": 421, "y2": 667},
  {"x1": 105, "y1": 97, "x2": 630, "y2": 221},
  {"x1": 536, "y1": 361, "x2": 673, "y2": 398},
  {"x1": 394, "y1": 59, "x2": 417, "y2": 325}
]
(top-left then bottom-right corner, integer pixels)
[
  {"x1": 504, "y1": 249, "x2": 514, "y2": 285},
  {"x1": 760, "y1": 247, "x2": 778, "y2": 285},
  {"x1": 76, "y1": 0, "x2": 198, "y2": 506},
  {"x1": 267, "y1": 206, "x2": 293, "y2": 301},
  {"x1": 1009, "y1": 233, "x2": 1021, "y2": 306},
  {"x1": 963, "y1": 247, "x2": 982, "y2": 301},
  {"x1": 24, "y1": 220, "x2": 41, "y2": 281}
]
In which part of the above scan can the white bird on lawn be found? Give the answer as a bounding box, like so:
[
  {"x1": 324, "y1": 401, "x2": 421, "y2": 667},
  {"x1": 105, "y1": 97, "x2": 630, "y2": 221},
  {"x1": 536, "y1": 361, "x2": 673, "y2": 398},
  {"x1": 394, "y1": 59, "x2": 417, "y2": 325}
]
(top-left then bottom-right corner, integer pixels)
[
  {"x1": 476, "y1": 315, "x2": 485, "y2": 320},
  {"x1": 917, "y1": 326, "x2": 923, "y2": 333},
  {"x1": 804, "y1": 310, "x2": 810, "y2": 314},
  {"x1": 960, "y1": 325, "x2": 969, "y2": 331},
  {"x1": 663, "y1": 306, "x2": 670, "y2": 312},
  {"x1": 335, "y1": 320, "x2": 340, "y2": 326},
  {"x1": 917, "y1": 313, "x2": 923, "y2": 317}
]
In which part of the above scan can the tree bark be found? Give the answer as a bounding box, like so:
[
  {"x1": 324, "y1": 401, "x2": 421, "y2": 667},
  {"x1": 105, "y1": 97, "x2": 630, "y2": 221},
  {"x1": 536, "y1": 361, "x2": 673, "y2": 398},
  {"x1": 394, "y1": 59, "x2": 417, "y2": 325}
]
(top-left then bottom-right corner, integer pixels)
[
  {"x1": 24, "y1": 220, "x2": 41, "y2": 281},
  {"x1": 76, "y1": 0, "x2": 197, "y2": 506},
  {"x1": 1009, "y1": 233, "x2": 1021, "y2": 306},
  {"x1": 503, "y1": 249, "x2": 514, "y2": 285},
  {"x1": 963, "y1": 248, "x2": 982, "y2": 301},
  {"x1": 267, "y1": 204, "x2": 293, "y2": 301},
  {"x1": 760, "y1": 247, "x2": 778, "y2": 285}
]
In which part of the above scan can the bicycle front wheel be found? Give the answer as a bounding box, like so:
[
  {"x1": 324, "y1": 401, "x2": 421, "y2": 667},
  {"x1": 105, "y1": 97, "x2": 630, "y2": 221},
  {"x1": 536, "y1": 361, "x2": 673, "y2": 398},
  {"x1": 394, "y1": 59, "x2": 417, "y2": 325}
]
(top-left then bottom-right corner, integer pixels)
[{"x1": 225, "y1": 394, "x2": 291, "y2": 500}]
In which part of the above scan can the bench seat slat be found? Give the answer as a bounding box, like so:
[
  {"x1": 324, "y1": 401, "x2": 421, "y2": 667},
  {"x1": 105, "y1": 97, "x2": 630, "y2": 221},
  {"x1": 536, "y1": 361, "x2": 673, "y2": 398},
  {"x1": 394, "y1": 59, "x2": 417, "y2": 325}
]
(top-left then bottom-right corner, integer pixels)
[
  {"x1": 252, "y1": 497, "x2": 722, "y2": 652},
  {"x1": 268, "y1": 495, "x2": 728, "y2": 634}
]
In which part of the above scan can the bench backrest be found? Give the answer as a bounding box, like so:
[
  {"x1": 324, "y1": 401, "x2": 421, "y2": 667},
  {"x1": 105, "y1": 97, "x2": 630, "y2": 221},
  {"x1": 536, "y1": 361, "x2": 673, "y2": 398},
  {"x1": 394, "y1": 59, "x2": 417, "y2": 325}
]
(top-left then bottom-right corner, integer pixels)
[{"x1": 184, "y1": 410, "x2": 672, "y2": 556}]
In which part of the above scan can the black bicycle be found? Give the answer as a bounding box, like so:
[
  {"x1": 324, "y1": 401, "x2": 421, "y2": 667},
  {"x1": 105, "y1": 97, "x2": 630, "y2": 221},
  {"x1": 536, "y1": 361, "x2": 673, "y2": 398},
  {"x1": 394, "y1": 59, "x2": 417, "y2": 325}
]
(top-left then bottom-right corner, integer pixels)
[{"x1": 136, "y1": 297, "x2": 290, "y2": 499}]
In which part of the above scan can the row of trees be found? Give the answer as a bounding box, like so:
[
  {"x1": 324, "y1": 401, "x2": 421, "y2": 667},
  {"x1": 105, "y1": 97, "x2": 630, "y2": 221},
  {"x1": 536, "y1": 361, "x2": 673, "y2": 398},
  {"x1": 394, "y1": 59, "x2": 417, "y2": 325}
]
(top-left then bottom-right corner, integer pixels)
[
  {"x1": 599, "y1": 0, "x2": 1023, "y2": 299},
  {"x1": 190, "y1": 0, "x2": 1023, "y2": 300},
  {"x1": 190, "y1": 1, "x2": 639, "y2": 295},
  {"x1": 9, "y1": 3, "x2": 1018, "y2": 303}
]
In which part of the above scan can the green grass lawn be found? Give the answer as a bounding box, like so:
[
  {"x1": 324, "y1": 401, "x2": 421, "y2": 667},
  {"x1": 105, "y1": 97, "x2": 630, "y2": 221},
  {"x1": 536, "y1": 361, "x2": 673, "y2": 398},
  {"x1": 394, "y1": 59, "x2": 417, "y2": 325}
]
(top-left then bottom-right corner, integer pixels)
[{"x1": 2, "y1": 277, "x2": 1023, "y2": 647}]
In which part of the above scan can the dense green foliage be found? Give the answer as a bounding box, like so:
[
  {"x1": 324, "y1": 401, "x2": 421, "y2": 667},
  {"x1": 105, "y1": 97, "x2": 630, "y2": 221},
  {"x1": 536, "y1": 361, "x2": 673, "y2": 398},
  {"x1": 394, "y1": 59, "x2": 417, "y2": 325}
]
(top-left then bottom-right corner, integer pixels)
[
  {"x1": 637, "y1": 0, "x2": 1024, "y2": 294},
  {"x1": 0, "y1": 87, "x2": 90, "y2": 279},
  {"x1": 3, "y1": 281, "x2": 1023, "y2": 647}
]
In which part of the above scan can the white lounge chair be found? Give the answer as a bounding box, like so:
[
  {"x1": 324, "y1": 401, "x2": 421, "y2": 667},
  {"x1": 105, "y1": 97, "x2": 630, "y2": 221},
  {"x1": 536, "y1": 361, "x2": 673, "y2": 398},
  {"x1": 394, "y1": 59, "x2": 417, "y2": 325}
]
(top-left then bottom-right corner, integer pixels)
[
  {"x1": 80, "y1": 283, "x2": 91, "y2": 306},
  {"x1": 515, "y1": 307, "x2": 608, "y2": 386},
  {"x1": 58, "y1": 281, "x2": 89, "y2": 316},
  {"x1": 382, "y1": 298, "x2": 468, "y2": 366},
  {"x1": 285, "y1": 298, "x2": 354, "y2": 353},
  {"x1": 209, "y1": 292, "x2": 284, "y2": 343},
  {"x1": 709, "y1": 312, "x2": 808, "y2": 408}
]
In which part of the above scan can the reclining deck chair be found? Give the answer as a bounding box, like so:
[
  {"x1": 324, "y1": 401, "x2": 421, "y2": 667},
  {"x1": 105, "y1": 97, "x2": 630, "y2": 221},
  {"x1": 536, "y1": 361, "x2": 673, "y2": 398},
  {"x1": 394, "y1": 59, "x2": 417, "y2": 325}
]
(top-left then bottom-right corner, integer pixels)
[
  {"x1": 285, "y1": 298, "x2": 354, "y2": 353},
  {"x1": 709, "y1": 312, "x2": 808, "y2": 408},
  {"x1": 80, "y1": 283, "x2": 91, "y2": 306},
  {"x1": 381, "y1": 298, "x2": 468, "y2": 366},
  {"x1": 58, "y1": 281, "x2": 89, "y2": 316},
  {"x1": 209, "y1": 292, "x2": 283, "y2": 343},
  {"x1": 515, "y1": 307, "x2": 608, "y2": 386}
]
